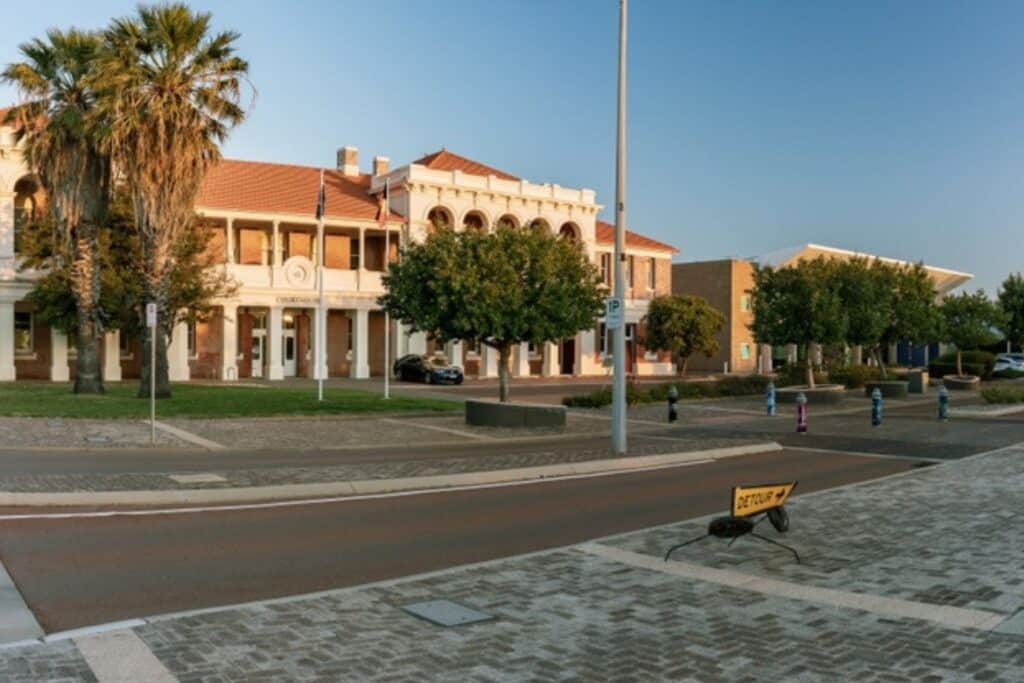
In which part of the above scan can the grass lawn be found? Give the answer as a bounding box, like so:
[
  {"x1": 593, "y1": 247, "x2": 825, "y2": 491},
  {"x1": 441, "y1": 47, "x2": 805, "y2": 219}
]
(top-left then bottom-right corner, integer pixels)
[{"x1": 0, "y1": 382, "x2": 460, "y2": 419}]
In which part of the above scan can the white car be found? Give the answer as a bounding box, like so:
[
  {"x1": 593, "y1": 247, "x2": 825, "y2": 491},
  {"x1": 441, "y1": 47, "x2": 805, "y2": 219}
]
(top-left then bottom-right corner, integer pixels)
[{"x1": 994, "y1": 353, "x2": 1024, "y2": 373}]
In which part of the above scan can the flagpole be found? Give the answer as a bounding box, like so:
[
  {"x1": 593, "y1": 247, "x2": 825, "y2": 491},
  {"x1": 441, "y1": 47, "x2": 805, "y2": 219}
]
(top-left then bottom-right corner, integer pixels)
[
  {"x1": 383, "y1": 178, "x2": 391, "y2": 400},
  {"x1": 317, "y1": 169, "x2": 325, "y2": 402}
]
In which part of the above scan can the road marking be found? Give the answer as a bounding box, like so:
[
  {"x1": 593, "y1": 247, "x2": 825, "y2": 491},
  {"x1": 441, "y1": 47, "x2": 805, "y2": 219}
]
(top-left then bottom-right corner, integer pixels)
[
  {"x1": 75, "y1": 629, "x2": 177, "y2": 682},
  {"x1": 145, "y1": 421, "x2": 226, "y2": 450},
  {"x1": 0, "y1": 559, "x2": 44, "y2": 645},
  {"x1": 784, "y1": 445, "x2": 945, "y2": 463},
  {"x1": 168, "y1": 473, "x2": 228, "y2": 484},
  {"x1": 379, "y1": 417, "x2": 497, "y2": 441},
  {"x1": 0, "y1": 444, "x2": 780, "y2": 520},
  {"x1": 579, "y1": 543, "x2": 1006, "y2": 631}
]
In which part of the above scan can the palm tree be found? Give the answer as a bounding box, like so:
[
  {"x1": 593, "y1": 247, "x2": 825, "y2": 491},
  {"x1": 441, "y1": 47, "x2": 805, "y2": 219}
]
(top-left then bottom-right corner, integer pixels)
[
  {"x1": 94, "y1": 3, "x2": 250, "y2": 398},
  {"x1": 3, "y1": 29, "x2": 112, "y2": 394}
]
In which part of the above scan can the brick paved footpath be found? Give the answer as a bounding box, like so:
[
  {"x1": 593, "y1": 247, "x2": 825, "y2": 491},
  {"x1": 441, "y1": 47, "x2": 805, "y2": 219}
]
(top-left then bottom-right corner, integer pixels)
[{"x1": 3, "y1": 440, "x2": 1023, "y2": 681}]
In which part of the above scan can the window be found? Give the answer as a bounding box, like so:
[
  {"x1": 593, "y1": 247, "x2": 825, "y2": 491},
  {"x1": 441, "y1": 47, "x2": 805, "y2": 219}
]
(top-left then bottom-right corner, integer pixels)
[
  {"x1": 740, "y1": 343, "x2": 751, "y2": 360},
  {"x1": 350, "y1": 237, "x2": 361, "y2": 270},
  {"x1": 187, "y1": 320, "x2": 197, "y2": 358},
  {"x1": 464, "y1": 338, "x2": 479, "y2": 355},
  {"x1": 600, "y1": 253, "x2": 611, "y2": 286},
  {"x1": 14, "y1": 312, "x2": 32, "y2": 353},
  {"x1": 598, "y1": 323, "x2": 607, "y2": 354},
  {"x1": 647, "y1": 258, "x2": 656, "y2": 290},
  {"x1": 346, "y1": 317, "x2": 353, "y2": 352},
  {"x1": 740, "y1": 295, "x2": 751, "y2": 312}
]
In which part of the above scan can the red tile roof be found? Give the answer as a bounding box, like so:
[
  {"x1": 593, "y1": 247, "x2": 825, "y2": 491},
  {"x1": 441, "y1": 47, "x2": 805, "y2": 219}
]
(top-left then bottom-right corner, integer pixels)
[
  {"x1": 412, "y1": 149, "x2": 519, "y2": 181},
  {"x1": 196, "y1": 159, "x2": 400, "y2": 222},
  {"x1": 595, "y1": 220, "x2": 677, "y2": 253}
]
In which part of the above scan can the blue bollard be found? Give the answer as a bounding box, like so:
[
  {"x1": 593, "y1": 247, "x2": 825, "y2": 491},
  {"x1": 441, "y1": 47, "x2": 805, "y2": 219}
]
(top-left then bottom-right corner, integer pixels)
[
  {"x1": 796, "y1": 392, "x2": 808, "y2": 433},
  {"x1": 667, "y1": 385, "x2": 679, "y2": 423},
  {"x1": 871, "y1": 387, "x2": 882, "y2": 426},
  {"x1": 938, "y1": 386, "x2": 949, "y2": 421},
  {"x1": 766, "y1": 382, "x2": 776, "y2": 417}
]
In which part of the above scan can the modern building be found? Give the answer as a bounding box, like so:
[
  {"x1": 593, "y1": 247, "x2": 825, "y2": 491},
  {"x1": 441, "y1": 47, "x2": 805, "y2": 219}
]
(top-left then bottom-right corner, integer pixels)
[
  {"x1": 673, "y1": 243, "x2": 973, "y2": 373},
  {"x1": 1, "y1": 109, "x2": 677, "y2": 382}
]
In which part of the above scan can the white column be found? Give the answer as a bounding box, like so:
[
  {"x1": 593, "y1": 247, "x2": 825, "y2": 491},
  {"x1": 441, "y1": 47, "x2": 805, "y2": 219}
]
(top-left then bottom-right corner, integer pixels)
[
  {"x1": 225, "y1": 218, "x2": 235, "y2": 263},
  {"x1": 852, "y1": 345, "x2": 863, "y2": 365},
  {"x1": 350, "y1": 308, "x2": 370, "y2": 379},
  {"x1": 220, "y1": 305, "x2": 238, "y2": 381},
  {"x1": 0, "y1": 191, "x2": 14, "y2": 258},
  {"x1": 542, "y1": 342, "x2": 559, "y2": 376},
  {"x1": 480, "y1": 345, "x2": 499, "y2": 378},
  {"x1": 272, "y1": 221, "x2": 281, "y2": 265},
  {"x1": 268, "y1": 306, "x2": 284, "y2": 380},
  {"x1": 759, "y1": 345, "x2": 773, "y2": 375},
  {"x1": 103, "y1": 331, "x2": 122, "y2": 382},
  {"x1": 408, "y1": 331, "x2": 427, "y2": 355},
  {"x1": 449, "y1": 340, "x2": 463, "y2": 368},
  {"x1": 513, "y1": 342, "x2": 531, "y2": 377},
  {"x1": 358, "y1": 228, "x2": 366, "y2": 270},
  {"x1": 888, "y1": 342, "x2": 898, "y2": 365},
  {"x1": 168, "y1": 319, "x2": 190, "y2": 381},
  {"x1": 397, "y1": 324, "x2": 411, "y2": 356},
  {"x1": 0, "y1": 302, "x2": 16, "y2": 381},
  {"x1": 50, "y1": 328, "x2": 70, "y2": 382}
]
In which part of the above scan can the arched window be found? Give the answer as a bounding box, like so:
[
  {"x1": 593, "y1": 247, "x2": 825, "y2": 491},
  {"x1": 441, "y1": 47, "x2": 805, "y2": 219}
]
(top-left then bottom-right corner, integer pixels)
[
  {"x1": 529, "y1": 218, "x2": 551, "y2": 233},
  {"x1": 495, "y1": 214, "x2": 519, "y2": 231},
  {"x1": 426, "y1": 207, "x2": 454, "y2": 234},
  {"x1": 559, "y1": 222, "x2": 581, "y2": 243},
  {"x1": 462, "y1": 211, "x2": 487, "y2": 233}
]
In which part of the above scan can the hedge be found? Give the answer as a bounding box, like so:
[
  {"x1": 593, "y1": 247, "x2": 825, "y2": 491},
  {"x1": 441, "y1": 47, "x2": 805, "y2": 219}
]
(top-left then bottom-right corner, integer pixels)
[
  {"x1": 827, "y1": 365, "x2": 883, "y2": 389},
  {"x1": 981, "y1": 387, "x2": 1024, "y2": 404},
  {"x1": 562, "y1": 375, "x2": 772, "y2": 408},
  {"x1": 927, "y1": 350, "x2": 996, "y2": 379}
]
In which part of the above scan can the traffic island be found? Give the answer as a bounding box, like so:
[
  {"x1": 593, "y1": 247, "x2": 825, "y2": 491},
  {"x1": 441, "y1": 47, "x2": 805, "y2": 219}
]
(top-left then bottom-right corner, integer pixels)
[
  {"x1": 465, "y1": 399, "x2": 567, "y2": 428},
  {"x1": 775, "y1": 384, "x2": 845, "y2": 405},
  {"x1": 943, "y1": 375, "x2": 981, "y2": 391},
  {"x1": 864, "y1": 381, "x2": 909, "y2": 399}
]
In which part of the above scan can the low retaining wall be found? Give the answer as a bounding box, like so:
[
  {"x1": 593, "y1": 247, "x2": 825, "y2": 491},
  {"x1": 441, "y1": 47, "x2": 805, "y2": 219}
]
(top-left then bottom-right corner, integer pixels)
[
  {"x1": 944, "y1": 376, "x2": 981, "y2": 391},
  {"x1": 864, "y1": 381, "x2": 909, "y2": 399},
  {"x1": 465, "y1": 399, "x2": 567, "y2": 428},
  {"x1": 775, "y1": 384, "x2": 845, "y2": 405}
]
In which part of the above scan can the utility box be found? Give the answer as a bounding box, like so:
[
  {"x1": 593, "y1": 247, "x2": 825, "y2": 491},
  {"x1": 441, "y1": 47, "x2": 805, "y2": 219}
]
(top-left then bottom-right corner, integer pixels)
[{"x1": 908, "y1": 369, "x2": 929, "y2": 394}]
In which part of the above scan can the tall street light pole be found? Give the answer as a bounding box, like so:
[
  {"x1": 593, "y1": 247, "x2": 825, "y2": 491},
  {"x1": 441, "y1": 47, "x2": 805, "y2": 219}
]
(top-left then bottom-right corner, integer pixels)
[{"x1": 612, "y1": 0, "x2": 628, "y2": 455}]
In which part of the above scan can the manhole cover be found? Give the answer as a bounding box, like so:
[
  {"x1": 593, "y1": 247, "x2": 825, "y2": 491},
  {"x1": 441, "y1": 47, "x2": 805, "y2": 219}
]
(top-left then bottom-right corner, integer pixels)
[{"x1": 401, "y1": 600, "x2": 495, "y2": 627}]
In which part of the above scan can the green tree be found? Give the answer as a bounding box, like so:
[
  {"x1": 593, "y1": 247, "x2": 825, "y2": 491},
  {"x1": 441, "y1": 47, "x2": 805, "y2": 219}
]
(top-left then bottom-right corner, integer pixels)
[
  {"x1": 93, "y1": 3, "x2": 250, "y2": 397},
  {"x1": 380, "y1": 227, "x2": 605, "y2": 402},
  {"x1": 834, "y1": 258, "x2": 891, "y2": 371},
  {"x1": 878, "y1": 262, "x2": 942, "y2": 375},
  {"x1": 16, "y1": 190, "x2": 234, "y2": 365},
  {"x1": 749, "y1": 257, "x2": 847, "y2": 389},
  {"x1": 3, "y1": 29, "x2": 111, "y2": 393},
  {"x1": 641, "y1": 295, "x2": 725, "y2": 375},
  {"x1": 941, "y1": 291, "x2": 1005, "y2": 377},
  {"x1": 997, "y1": 273, "x2": 1024, "y2": 352}
]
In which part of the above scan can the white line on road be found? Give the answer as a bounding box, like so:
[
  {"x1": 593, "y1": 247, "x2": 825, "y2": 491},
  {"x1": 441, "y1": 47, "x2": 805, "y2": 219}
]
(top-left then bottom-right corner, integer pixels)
[
  {"x1": 75, "y1": 629, "x2": 178, "y2": 682},
  {"x1": 784, "y1": 445, "x2": 945, "y2": 463},
  {"x1": 579, "y1": 543, "x2": 1006, "y2": 632},
  {"x1": 0, "y1": 444, "x2": 779, "y2": 520},
  {"x1": 145, "y1": 421, "x2": 226, "y2": 450},
  {"x1": 379, "y1": 417, "x2": 497, "y2": 441}
]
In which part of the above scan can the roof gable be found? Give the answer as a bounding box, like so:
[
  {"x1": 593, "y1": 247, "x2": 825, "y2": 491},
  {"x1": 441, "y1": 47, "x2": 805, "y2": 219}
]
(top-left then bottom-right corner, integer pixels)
[{"x1": 412, "y1": 149, "x2": 519, "y2": 181}]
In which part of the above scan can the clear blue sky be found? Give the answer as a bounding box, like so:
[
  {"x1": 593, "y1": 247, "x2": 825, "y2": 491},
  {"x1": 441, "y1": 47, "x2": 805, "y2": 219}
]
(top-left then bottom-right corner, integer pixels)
[{"x1": 3, "y1": 1, "x2": 1022, "y2": 294}]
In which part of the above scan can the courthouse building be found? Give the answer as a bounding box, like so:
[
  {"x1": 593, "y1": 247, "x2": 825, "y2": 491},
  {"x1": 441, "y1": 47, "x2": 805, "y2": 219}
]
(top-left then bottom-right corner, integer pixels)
[{"x1": 0, "y1": 109, "x2": 677, "y2": 382}]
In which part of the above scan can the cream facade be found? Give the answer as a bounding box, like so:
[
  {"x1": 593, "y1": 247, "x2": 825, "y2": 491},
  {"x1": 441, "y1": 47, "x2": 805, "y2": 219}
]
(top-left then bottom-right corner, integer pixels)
[{"x1": 0, "y1": 116, "x2": 678, "y2": 383}]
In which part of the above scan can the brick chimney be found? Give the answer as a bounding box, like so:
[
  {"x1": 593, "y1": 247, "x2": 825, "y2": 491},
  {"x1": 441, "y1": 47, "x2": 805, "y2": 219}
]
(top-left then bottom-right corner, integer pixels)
[
  {"x1": 337, "y1": 146, "x2": 359, "y2": 176},
  {"x1": 373, "y1": 156, "x2": 390, "y2": 177}
]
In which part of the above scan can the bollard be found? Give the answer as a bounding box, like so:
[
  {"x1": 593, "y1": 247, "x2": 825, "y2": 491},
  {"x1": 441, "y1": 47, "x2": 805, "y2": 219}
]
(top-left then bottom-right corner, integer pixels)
[
  {"x1": 938, "y1": 386, "x2": 949, "y2": 421},
  {"x1": 871, "y1": 387, "x2": 882, "y2": 427},
  {"x1": 667, "y1": 385, "x2": 679, "y2": 423},
  {"x1": 796, "y1": 392, "x2": 808, "y2": 433},
  {"x1": 765, "y1": 382, "x2": 776, "y2": 417}
]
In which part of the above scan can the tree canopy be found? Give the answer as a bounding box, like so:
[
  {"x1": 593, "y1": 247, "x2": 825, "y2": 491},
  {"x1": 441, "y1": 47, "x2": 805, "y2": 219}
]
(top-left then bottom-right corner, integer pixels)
[
  {"x1": 998, "y1": 273, "x2": 1024, "y2": 352},
  {"x1": 642, "y1": 295, "x2": 725, "y2": 375},
  {"x1": 380, "y1": 227, "x2": 605, "y2": 402},
  {"x1": 941, "y1": 290, "x2": 1005, "y2": 377}
]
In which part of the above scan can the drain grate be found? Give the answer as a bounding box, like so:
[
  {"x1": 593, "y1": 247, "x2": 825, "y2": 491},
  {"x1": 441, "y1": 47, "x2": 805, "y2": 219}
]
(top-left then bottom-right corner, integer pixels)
[{"x1": 401, "y1": 599, "x2": 495, "y2": 627}]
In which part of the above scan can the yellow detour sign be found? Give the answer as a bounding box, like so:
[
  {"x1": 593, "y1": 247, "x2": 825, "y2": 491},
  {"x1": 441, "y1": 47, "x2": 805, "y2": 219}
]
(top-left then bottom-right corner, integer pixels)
[{"x1": 731, "y1": 481, "x2": 797, "y2": 517}]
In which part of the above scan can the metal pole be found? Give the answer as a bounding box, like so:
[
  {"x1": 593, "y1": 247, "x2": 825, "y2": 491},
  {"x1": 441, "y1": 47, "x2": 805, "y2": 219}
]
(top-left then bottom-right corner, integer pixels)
[
  {"x1": 150, "y1": 316, "x2": 156, "y2": 445},
  {"x1": 383, "y1": 178, "x2": 391, "y2": 400},
  {"x1": 317, "y1": 170, "x2": 325, "y2": 402},
  {"x1": 611, "y1": 0, "x2": 628, "y2": 455}
]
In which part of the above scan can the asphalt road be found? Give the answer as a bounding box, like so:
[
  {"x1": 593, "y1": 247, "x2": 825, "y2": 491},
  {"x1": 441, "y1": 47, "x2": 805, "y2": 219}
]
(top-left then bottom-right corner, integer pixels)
[{"x1": 0, "y1": 447, "x2": 920, "y2": 633}]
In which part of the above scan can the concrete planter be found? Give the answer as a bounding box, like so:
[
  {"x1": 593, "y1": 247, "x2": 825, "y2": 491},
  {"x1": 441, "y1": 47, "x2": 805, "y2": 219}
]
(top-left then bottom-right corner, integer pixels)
[
  {"x1": 907, "y1": 369, "x2": 929, "y2": 394},
  {"x1": 465, "y1": 399, "x2": 567, "y2": 428},
  {"x1": 775, "y1": 384, "x2": 845, "y2": 405},
  {"x1": 864, "y1": 381, "x2": 909, "y2": 399},
  {"x1": 944, "y1": 375, "x2": 981, "y2": 391}
]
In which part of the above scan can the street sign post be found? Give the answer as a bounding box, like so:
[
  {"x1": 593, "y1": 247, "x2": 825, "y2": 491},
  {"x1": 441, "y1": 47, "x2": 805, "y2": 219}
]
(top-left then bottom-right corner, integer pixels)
[{"x1": 146, "y1": 303, "x2": 157, "y2": 445}]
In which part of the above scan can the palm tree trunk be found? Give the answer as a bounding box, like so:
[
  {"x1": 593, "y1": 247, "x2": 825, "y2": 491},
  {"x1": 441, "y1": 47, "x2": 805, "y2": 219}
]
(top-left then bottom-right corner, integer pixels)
[
  {"x1": 71, "y1": 227, "x2": 104, "y2": 394},
  {"x1": 497, "y1": 343, "x2": 512, "y2": 403}
]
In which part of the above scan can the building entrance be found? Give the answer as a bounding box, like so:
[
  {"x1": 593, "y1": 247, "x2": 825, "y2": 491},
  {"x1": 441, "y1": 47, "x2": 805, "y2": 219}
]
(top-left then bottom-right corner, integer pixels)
[{"x1": 282, "y1": 313, "x2": 297, "y2": 377}]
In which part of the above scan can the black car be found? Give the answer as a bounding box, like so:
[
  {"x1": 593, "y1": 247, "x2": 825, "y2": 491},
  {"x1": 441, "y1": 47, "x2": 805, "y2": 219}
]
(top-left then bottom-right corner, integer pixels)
[{"x1": 393, "y1": 354, "x2": 464, "y2": 385}]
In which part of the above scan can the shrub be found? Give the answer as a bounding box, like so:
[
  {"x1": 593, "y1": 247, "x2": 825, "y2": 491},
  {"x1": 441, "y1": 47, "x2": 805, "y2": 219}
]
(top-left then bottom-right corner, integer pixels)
[
  {"x1": 563, "y1": 375, "x2": 772, "y2": 408},
  {"x1": 981, "y1": 387, "x2": 1024, "y2": 404},
  {"x1": 993, "y1": 368, "x2": 1024, "y2": 380},
  {"x1": 927, "y1": 350, "x2": 996, "y2": 379},
  {"x1": 561, "y1": 386, "x2": 646, "y2": 408},
  {"x1": 827, "y1": 365, "x2": 883, "y2": 389},
  {"x1": 774, "y1": 363, "x2": 828, "y2": 388}
]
